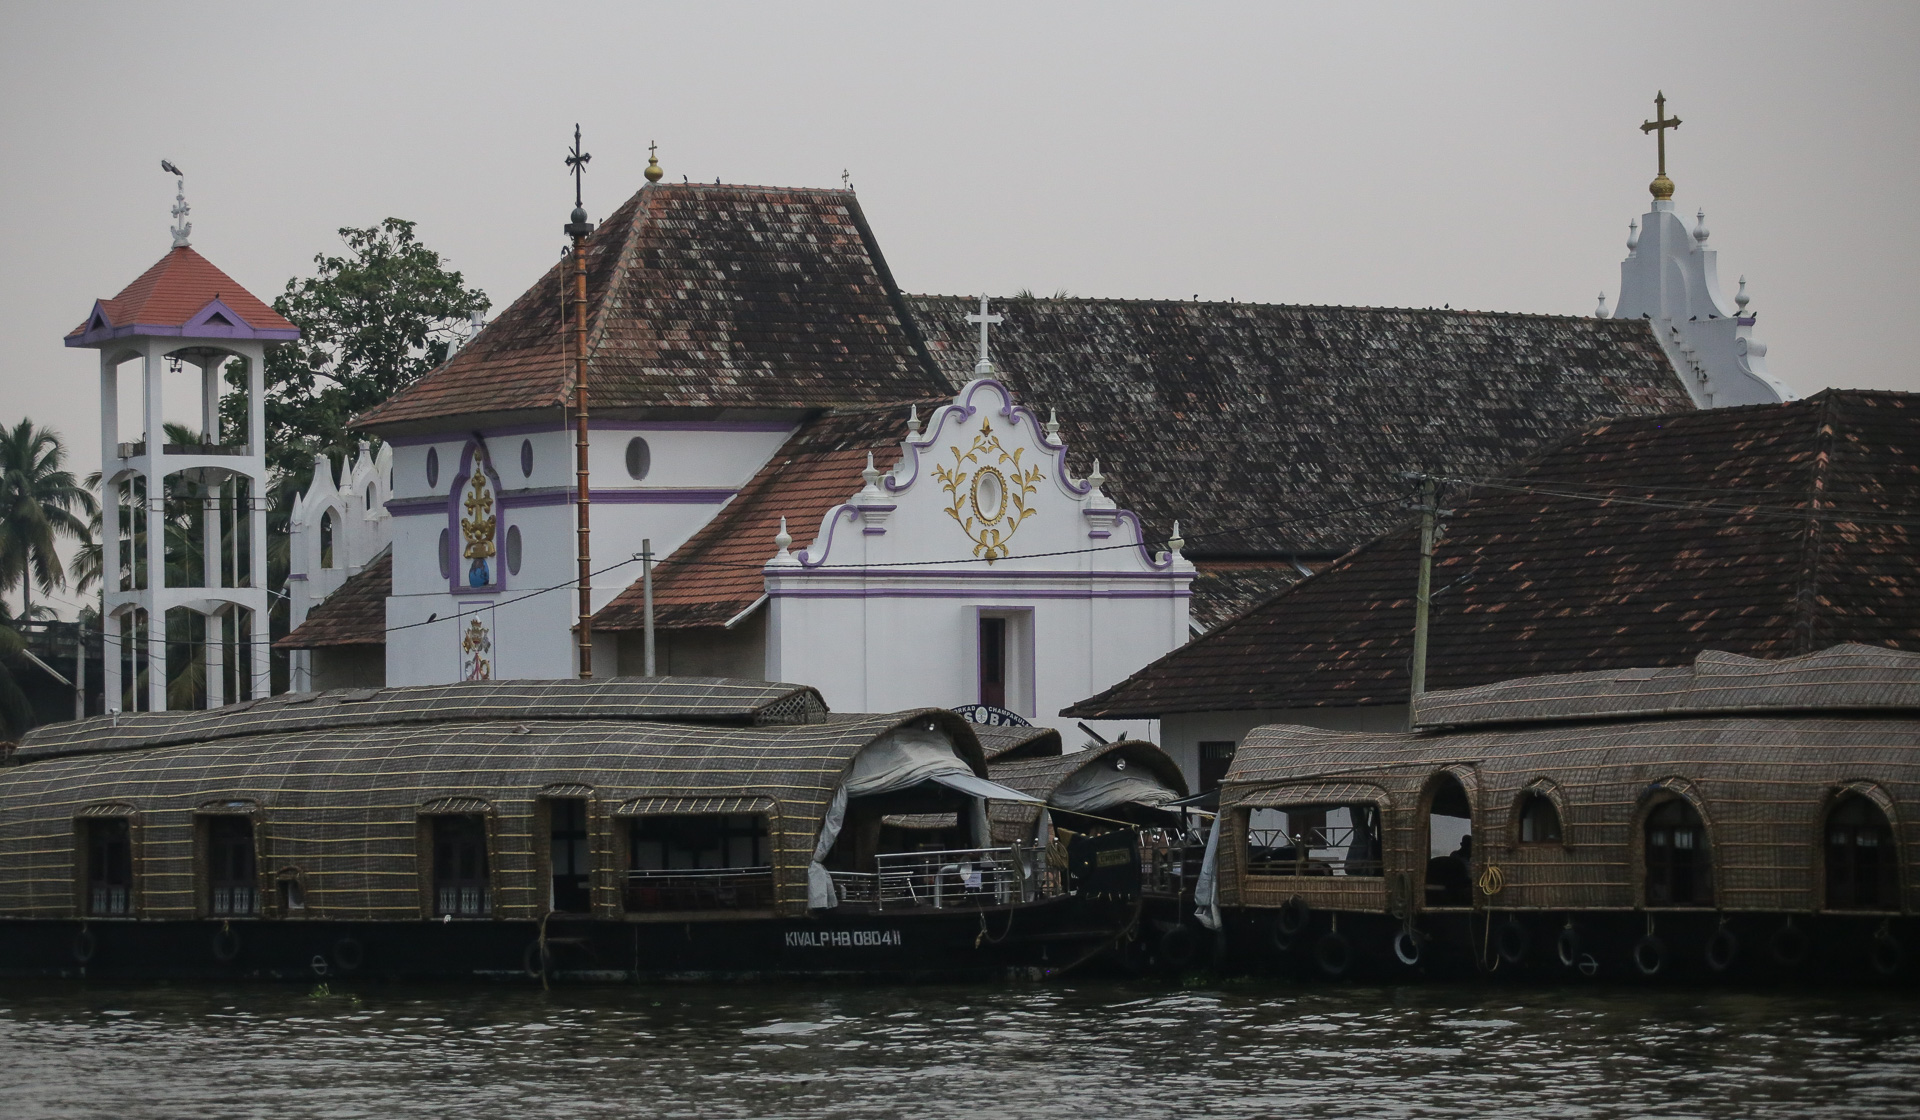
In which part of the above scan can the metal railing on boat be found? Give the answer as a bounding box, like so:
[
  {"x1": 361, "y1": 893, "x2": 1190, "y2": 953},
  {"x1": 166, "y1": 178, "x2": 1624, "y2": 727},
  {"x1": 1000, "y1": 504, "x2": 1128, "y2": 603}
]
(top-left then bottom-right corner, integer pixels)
[{"x1": 830, "y1": 843, "x2": 1046, "y2": 910}]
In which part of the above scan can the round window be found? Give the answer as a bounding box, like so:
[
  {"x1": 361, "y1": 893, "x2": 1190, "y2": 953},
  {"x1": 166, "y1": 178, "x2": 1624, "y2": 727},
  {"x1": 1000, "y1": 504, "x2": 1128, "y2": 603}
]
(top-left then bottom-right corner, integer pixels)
[
  {"x1": 438, "y1": 528, "x2": 450, "y2": 579},
  {"x1": 506, "y1": 525, "x2": 523, "y2": 576},
  {"x1": 520, "y1": 439, "x2": 533, "y2": 478},
  {"x1": 625, "y1": 437, "x2": 652, "y2": 481},
  {"x1": 426, "y1": 447, "x2": 440, "y2": 488},
  {"x1": 971, "y1": 466, "x2": 1007, "y2": 524}
]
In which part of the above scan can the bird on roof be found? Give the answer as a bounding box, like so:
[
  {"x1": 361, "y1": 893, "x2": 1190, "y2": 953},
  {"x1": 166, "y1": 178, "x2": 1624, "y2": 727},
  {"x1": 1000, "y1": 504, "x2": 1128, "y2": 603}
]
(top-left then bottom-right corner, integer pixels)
[{"x1": 161, "y1": 159, "x2": 183, "y2": 176}]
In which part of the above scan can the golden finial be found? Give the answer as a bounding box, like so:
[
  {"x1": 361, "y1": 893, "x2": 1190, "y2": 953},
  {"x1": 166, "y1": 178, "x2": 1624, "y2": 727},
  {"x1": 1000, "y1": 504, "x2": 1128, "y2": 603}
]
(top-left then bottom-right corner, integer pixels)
[
  {"x1": 644, "y1": 140, "x2": 663, "y2": 183},
  {"x1": 1641, "y1": 91, "x2": 1681, "y2": 200}
]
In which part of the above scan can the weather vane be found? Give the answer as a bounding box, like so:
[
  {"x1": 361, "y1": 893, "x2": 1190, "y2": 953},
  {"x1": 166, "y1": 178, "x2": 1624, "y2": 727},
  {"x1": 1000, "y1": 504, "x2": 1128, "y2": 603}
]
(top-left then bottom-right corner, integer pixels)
[
  {"x1": 564, "y1": 124, "x2": 593, "y2": 238},
  {"x1": 161, "y1": 159, "x2": 190, "y2": 248}
]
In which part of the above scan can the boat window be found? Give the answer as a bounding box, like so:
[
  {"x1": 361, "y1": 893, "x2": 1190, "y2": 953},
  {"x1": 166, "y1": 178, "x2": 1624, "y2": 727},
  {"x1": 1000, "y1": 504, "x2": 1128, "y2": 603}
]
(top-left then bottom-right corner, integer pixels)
[
  {"x1": 625, "y1": 814, "x2": 773, "y2": 912},
  {"x1": 1825, "y1": 794, "x2": 1898, "y2": 910},
  {"x1": 1245, "y1": 804, "x2": 1382, "y2": 877},
  {"x1": 1645, "y1": 797, "x2": 1712, "y2": 907},
  {"x1": 204, "y1": 816, "x2": 258, "y2": 917},
  {"x1": 276, "y1": 870, "x2": 308, "y2": 914},
  {"x1": 431, "y1": 814, "x2": 492, "y2": 918},
  {"x1": 1198, "y1": 741, "x2": 1237, "y2": 796},
  {"x1": 546, "y1": 798, "x2": 592, "y2": 913},
  {"x1": 83, "y1": 818, "x2": 133, "y2": 917},
  {"x1": 1424, "y1": 773, "x2": 1474, "y2": 906},
  {"x1": 1518, "y1": 792, "x2": 1563, "y2": 844}
]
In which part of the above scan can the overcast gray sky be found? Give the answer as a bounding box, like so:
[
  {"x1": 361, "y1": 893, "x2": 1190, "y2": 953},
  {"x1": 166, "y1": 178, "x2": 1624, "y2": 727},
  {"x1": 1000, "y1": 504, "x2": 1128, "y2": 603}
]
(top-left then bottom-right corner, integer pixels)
[{"x1": 3, "y1": 1, "x2": 1917, "y2": 616}]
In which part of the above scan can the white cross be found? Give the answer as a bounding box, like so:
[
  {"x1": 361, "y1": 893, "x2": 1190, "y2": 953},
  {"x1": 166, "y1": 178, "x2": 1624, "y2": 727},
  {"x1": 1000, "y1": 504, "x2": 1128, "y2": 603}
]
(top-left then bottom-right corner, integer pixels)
[{"x1": 965, "y1": 294, "x2": 1002, "y2": 374}]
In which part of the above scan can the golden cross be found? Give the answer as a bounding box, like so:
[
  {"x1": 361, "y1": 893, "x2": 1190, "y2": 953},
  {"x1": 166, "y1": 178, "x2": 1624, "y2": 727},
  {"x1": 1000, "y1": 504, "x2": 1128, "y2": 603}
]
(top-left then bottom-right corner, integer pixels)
[{"x1": 1640, "y1": 91, "x2": 1681, "y2": 177}]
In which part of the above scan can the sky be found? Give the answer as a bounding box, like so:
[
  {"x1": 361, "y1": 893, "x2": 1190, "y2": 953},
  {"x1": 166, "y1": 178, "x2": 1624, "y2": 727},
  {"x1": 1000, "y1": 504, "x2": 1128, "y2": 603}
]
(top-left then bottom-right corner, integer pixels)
[{"x1": 2, "y1": 1, "x2": 1917, "y2": 618}]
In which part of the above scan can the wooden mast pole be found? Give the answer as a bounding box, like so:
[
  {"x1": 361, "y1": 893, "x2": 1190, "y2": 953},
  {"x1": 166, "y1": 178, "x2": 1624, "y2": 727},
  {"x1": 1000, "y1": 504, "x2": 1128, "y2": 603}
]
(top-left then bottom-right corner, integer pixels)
[{"x1": 565, "y1": 125, "x2": 595, "y2": 678}]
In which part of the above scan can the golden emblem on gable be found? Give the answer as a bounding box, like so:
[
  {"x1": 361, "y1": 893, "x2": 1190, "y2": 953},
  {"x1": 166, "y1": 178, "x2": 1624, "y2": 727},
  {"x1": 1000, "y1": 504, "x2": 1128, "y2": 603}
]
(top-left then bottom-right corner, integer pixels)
[
  {"x1": 932, "y1": 419, "x2": 1044, "y2": 562},
  {"x1": 460, "y1": 455, "x2": 497, "y2": 587}
]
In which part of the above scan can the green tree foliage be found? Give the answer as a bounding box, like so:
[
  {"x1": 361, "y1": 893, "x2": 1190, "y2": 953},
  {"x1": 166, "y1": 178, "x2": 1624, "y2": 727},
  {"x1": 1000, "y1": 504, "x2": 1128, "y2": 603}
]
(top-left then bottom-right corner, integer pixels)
[
  {"x1": 225, "y1": 217, "x2": 488, "y2": 489},
  {"x1": 0, "y1": 419, "x2": 97, "y2": 623},
  {"x1": 0, "y1": 600, "x2": 34, "y2": 739}
]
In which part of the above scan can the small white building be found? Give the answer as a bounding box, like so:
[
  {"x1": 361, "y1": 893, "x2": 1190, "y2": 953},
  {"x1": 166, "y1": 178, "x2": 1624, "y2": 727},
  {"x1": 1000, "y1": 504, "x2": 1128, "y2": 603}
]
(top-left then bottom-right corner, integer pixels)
[{"x1": 284, "y1": 441, "x2": 393, "y2": 691}]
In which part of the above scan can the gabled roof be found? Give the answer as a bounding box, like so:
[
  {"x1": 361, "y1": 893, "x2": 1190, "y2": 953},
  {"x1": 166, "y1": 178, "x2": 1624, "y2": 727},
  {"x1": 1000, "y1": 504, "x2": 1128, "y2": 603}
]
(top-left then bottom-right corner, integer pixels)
[
  {"x1": 65, "y1": 246, "x2": 297, "y2": 346},
  {"x1": 356, "y1": 184, "x2": 946, "y2": 432},
  {"x1": 592, "y1": 401, "x2": 940, "y2": 633},
  {"x1": 1066, "y1": 390, "x2": 1920, "y2": 718},
  {"x1": 276, "y1": 548, "x2": 391, "y2": 650},
  {"x1": 904, "y1": 297, "x2": 1693, "y2": 557}
]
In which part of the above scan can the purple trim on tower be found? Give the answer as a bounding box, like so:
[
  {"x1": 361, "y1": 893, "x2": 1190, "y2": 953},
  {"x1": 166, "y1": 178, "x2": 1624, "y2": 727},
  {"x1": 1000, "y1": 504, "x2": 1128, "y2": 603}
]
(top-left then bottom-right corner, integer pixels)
[
  {"x1": 64, "y1": 298, "x2": 301, "y2": 348},
  {"x1": 390, "y1": 485, "x2": 737, "y2": 516}
]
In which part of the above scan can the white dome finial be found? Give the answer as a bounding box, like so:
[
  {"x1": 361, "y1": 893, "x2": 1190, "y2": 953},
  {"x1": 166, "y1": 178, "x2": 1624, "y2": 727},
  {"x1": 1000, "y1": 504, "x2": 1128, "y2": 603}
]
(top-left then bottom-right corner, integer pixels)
[
  {"x1": 1627, "y1": 218, "x2": 1640, "y2": 254},
  {"x1": 1735, "y1": 275, "x2": 1751, "y2": 316},
  {"x1": 1595, "y1": 292, "x2": 1610, "y2": 319},
  {"x1": 906, "y1": 405, "x2": 922, "y2": 437},
  {"x1": 1694, "y1": 208, "x2": 1710, "y2": 245}
]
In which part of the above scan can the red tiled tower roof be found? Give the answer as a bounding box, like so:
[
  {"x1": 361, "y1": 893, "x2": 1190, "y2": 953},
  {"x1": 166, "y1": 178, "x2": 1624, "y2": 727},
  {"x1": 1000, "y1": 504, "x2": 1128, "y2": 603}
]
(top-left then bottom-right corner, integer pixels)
[{"x1": 65, "y1": 246, "x2": 297, "y2": 346}]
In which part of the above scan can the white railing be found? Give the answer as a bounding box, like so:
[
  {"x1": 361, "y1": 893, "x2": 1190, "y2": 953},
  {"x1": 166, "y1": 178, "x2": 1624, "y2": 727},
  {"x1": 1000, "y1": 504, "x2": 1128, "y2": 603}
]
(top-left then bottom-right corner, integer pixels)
[
  {"x1": 829, "y1": 843, "x2": 1046, "y2": 910},
  {"x1": 1246, "y1": 825, "x2": 1382, "y2": 877}
]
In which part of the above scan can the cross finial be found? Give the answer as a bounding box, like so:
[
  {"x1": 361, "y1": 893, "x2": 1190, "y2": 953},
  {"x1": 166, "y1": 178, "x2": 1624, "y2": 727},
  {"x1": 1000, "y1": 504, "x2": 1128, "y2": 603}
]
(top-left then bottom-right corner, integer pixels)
[
  {"x1": 965, "y1": 294, "x2": 1003, "y2": 375},
  {"x1": 161, "y1": 159, "x2": 191, "y2": 248},
  {"x1": 1640, "y1": 91, "x2": 1682, "y2": 200},
  {"x1": 564, "y1": 125, "x2": 594, "y2": 238},
  {"x1": 644, "y1": 140, "x2": 663, "y2": 183}
]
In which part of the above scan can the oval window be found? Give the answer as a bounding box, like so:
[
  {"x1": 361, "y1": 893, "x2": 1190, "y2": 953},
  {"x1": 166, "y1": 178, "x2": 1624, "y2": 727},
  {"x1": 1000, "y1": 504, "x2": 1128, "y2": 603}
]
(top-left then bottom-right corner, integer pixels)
[
  {"x1": 438, "y1": 528, "x2": 451, "y2": 579},
  {"x1": 625, "y1": 437, "x2": 651, "y2": 481},
  {"x1": 520, "y1": 439, "x2": 533, "y2": 478},
  {"x1": 506, "y1": 525, "x2": 523, "y2": 576},
  {"x1": 426, "y1": 447, "x2": 440, "y2": 488},
  {"x1": 971, "y1": 466, "x2": 1007, "y2": 524}
]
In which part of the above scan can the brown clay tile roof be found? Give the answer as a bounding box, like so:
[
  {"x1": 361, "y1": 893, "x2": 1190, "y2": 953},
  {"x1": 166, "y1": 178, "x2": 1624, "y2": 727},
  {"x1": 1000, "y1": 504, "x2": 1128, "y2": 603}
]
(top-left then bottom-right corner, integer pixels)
[
  {"x1": 68, "y1": 246, "x2": 295, "y2": 335},
  {"x1": 591, "y1": 403, "x2": 940, "y2": 632},
  {"x1": 356, "y1": 184, "x2": 945, "y2": 431},
  {"x1": 276, "y1": 548, "x2": 392, "y2": 649},
  {"x1": 1188, "y1": 561, "x2": 1312, "y2": 633},
  {"x1": 904, "y1": 297, "x2": 1693, "y2": 557},
  {"x1": 1065, "y1": 390, "x2": 1920, "y2": 718}
]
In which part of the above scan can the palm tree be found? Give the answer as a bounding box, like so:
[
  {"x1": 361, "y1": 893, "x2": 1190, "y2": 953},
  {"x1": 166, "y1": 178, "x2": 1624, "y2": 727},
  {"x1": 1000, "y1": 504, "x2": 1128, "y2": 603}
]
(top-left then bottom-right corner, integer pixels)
[
  {"x1": 0, "y1": 600, "x2": 34, "y2": 739},
  {"x1": 0, "y1": 419, "x2": 97, "y2": 621}
]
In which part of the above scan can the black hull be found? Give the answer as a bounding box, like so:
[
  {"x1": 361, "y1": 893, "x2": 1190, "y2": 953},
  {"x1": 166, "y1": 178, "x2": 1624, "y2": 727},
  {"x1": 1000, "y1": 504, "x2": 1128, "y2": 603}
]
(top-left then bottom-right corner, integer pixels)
[
  {"x1": 0, "y1": 899, "x2": 1135, "y2": 984},
  {"x1": 1217, "y1": 907, "x2": 1920, "y2": 986}
]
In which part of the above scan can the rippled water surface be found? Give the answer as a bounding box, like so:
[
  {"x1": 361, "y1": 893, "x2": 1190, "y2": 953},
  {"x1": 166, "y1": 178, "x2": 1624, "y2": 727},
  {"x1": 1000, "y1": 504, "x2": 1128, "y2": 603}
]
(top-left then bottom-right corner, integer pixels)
[{"x1": 3, "y1": 980, "x2": 1918, "y2": 1119}]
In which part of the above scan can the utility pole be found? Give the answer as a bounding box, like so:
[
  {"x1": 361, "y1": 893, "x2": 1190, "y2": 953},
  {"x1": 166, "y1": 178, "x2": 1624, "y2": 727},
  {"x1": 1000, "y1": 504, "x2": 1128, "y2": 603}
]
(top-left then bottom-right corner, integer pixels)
[
  {"x1": 1409, "y1": 474, "x2": 1440, "y2": 707},
  {"x1": 641, "y1": 539, "x2": 656, "y2": 676},
  {"x1": 565, "y1": 125, "x2": 595, "y2": 678}
]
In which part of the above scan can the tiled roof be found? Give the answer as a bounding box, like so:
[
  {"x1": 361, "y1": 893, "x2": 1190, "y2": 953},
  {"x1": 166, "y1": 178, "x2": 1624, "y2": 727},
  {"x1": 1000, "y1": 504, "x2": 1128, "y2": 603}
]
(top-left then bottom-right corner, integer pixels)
[
  {"x1": 1066, "y1": 390, "x2": 1920, "y2": 718},
  {"x1": 356, "y1": 184, "x2": 946, "y2": 431},
  {"x1": 67, "y1": 246, "x2": 295, "y2": 335},
  {"x1": 904, "y1": 297, "x2": 1693, "y2": 557},
  {"x1": 276, "y1": 548, "x2": 391, "y2": 649},
  {"x1": 1187, "y1": 561, "x2": 1312, "y2": 633},
  {"x1": 591, "y1": 403, "x2": 940, "y2": 632}
]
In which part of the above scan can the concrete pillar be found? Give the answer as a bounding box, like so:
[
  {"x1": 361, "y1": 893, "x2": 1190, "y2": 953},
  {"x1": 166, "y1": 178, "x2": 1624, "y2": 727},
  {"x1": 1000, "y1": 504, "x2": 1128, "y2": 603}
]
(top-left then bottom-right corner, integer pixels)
[
  {"x1": 99, "y1": 352, "x2": 122, "y2": 711},
  {"x1": 142, "y1": 342, "x2": 167, "y2": 712}
]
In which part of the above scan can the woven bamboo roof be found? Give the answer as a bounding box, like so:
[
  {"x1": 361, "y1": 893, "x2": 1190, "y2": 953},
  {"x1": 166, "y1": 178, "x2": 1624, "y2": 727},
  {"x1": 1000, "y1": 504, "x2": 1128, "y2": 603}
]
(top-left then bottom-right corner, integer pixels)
[
  {"x1": 988, "y1": 741, "x2": 1189, "y2": 802},
  {"x1": 1415, "y1": 642, "x2": 1920, "y2": 728},
  {"x1": 16, "y1": 677, "x2": 829, "y2": 764},
  {"x1": 973, "y1": 724, "x2": 1063, "y2": 762}
]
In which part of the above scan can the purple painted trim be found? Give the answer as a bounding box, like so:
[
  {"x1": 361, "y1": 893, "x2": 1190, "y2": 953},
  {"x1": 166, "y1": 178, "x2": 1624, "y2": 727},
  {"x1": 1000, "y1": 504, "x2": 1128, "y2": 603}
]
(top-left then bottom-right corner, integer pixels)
[
  {"x1": 772, "y1": 567, "x2": 1182, "y2": 581},
  {"x1": 862, "y1": 527, "x2": 886, "y2": 536},
  {"x1": 391, "y1": 486, "x2": 736, "y2": 516},
  {"x1": 593, "y1": 419, "x2": 797, "y2": 433},
  {"x1": 770, "y1": 588, "x2": 1190, "y2": 600},
  {"x1": 445, "y1": 439, "x2": 506, "y2": 596},
  {"x1": 1112, "y1": 508, "x2": 1177, "y2": 571},
  {"x1": 797, "y1": 505, "x2": 860, "y2": 568},
  {"x1": 64, "y1": 298, "x2": 300, "y2": 348},
  {"x1": 884, "y1": 378, "x2": 1087, "y2": 501}
]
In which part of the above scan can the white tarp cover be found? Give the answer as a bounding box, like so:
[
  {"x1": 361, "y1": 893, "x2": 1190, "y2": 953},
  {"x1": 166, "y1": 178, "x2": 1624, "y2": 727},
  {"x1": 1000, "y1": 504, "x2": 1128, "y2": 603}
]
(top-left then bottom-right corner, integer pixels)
[
  {"x1": 1051, "y1": 758, "x2": 1179, "y2": 814},
  {"x1": 1192, "y1": 815, "x2": 1223, "y2": 930},
  {"x1": 808, "y1": 726, "x2": 1042, "y2": 908}
]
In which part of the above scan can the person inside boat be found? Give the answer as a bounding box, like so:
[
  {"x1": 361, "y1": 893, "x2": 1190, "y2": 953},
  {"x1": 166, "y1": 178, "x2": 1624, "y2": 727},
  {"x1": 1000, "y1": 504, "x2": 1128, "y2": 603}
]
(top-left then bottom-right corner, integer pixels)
[{"x1": 1426, "y1": 833, "x2": 1473, "y2": 906}]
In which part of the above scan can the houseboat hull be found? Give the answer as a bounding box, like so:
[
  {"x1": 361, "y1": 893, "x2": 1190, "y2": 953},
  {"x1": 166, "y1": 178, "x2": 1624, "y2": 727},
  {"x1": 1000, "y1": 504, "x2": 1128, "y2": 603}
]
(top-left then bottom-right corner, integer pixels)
[{"x1": 0, "y1": 898, "x2": 1137, "y2": 984}]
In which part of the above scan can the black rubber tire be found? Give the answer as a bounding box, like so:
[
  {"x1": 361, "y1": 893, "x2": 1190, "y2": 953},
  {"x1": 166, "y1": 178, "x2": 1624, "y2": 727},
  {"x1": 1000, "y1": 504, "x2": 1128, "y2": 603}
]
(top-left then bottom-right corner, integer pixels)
[
  {"x1": 1267, "y1": 914, "x2": 1296, "y2": 955},
  {"x1": 71, "y1": 928, "x2": 96, "y2": 965},
  {"x1": 1632, "y1": 934, "x2": 1667, "y2": 977},
  {"x1": 523, "y1": 939, "x2": 551, "y2": 980},
  {"x1": 1158, "y1": 924, "x2": 1200, "y2": 971},
  {"x1": 333, "y1": 937, "x2": 365, "y2": 973},
  {"x1": 1769, "y1": 922, "x2": 1812, "y2": 967},
  {"x1": 1314, "y1": 930, "x2": 1352, "y2": 978},
  {"x1": 211, "y1": 926, "x2": 242, "y2": 963},
  {"x1": 1705, "y1": 926, "x2": 1740, "y2": 973},
  {"x1": 1496, "y1": 919, "x2": 1531, "y2": 965},
  {"x1": 1871, "y1": 934, "x2": 1905, "y2": 977},
  {"x1": 1277, "y1": 897, "x2": 1311, "y2": 938},
  {"x1": 1556, "y1": 925, "x2": 1582, "y2": 968},
  {"x1": 1392, "y1": 927, "x2": 1423, "y2": 967}
]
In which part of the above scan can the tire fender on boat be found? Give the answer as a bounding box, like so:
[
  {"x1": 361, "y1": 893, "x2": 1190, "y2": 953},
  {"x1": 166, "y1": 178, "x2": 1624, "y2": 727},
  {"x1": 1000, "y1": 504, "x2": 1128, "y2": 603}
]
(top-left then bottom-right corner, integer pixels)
[
  {"x1": 71, "y1": 927, "x2": 96, "y2": 965},
  {"x1": 1495, "y1": 919, "x2": 1531, "y2": 965},
  {"x1": 333, "y1": 937, "x2": 365, "y2": 973},
  {"x1": 1276, "y1": 896, "x2": 1311, "y2": 938},
  {"x1": 1705, "y1": 925, "x2": 1739, "y2": 973},
  {"x1": 1157, "y1": 924, "x2": 1199, "y2": 970},
  {"x1": 1632, "y1": 934, "x2": 1666, "y2": 977},
  {"x1": 1769, "y1": 920, "x2": 1811, "y2": 967},
  {"x1": 1556, "y1": 923, "x2": 1582, "y2": 968},
  {"x1": 1314, "y1": 930, "x2": 1352, "y2": 977},
  {"x1": 1872, "y1": 928, "x2": 1905, "y2": 977},
  {"x1": 211, "y1": 923, "x2": 241, "y2": 963},
  {"x1": 1392, "y1": 926, "x2": 1423, "y2": 967}
]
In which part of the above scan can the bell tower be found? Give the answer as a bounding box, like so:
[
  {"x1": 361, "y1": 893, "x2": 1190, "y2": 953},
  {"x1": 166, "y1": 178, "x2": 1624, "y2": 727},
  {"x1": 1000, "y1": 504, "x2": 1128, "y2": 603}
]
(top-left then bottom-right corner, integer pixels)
[{"x1": 64, "y1": 165, "x2": 299, "y2": 711}]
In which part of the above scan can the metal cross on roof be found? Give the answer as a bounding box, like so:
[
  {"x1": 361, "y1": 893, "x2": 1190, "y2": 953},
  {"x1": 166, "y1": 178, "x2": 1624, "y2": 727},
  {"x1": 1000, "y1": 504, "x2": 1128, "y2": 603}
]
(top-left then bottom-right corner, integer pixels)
[
  {"x1": 566, "y1": 124, "x2": 591, "y2": 208},
  {"x1": 1641, "y1": 91, "x2": 1681, "y2": 178},
  {"x1": 966, "y1": 294, "x2": 1003, "y2": 374}
]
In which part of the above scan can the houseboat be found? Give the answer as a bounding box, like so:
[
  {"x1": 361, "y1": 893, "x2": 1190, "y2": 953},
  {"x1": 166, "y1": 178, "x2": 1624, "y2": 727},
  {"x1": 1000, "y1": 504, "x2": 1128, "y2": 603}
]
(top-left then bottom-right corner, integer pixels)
[
  {"x1": 1200, "y1": 643, "x2": 1920, "y2": 983},
  {"x1": 0, "y1": 678, "x2": 1141, "y2": 982}
]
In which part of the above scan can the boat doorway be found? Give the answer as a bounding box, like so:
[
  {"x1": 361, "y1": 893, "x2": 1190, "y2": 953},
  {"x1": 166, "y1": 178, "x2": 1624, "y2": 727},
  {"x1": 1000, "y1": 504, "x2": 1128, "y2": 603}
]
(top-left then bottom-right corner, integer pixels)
[
  {"x1": 544, "y1": 797, "x2": 592, "y2": 913},
  {"x1": 1422, "y1": 772, "x2": 1474, "y2": 907}
]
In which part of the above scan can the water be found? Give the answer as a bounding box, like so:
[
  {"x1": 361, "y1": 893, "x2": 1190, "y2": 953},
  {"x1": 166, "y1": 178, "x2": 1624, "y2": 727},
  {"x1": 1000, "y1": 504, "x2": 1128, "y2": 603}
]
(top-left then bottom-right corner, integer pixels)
[{"x1": 3, "y1": 980, "x2": 1918, "y2": 1119}]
